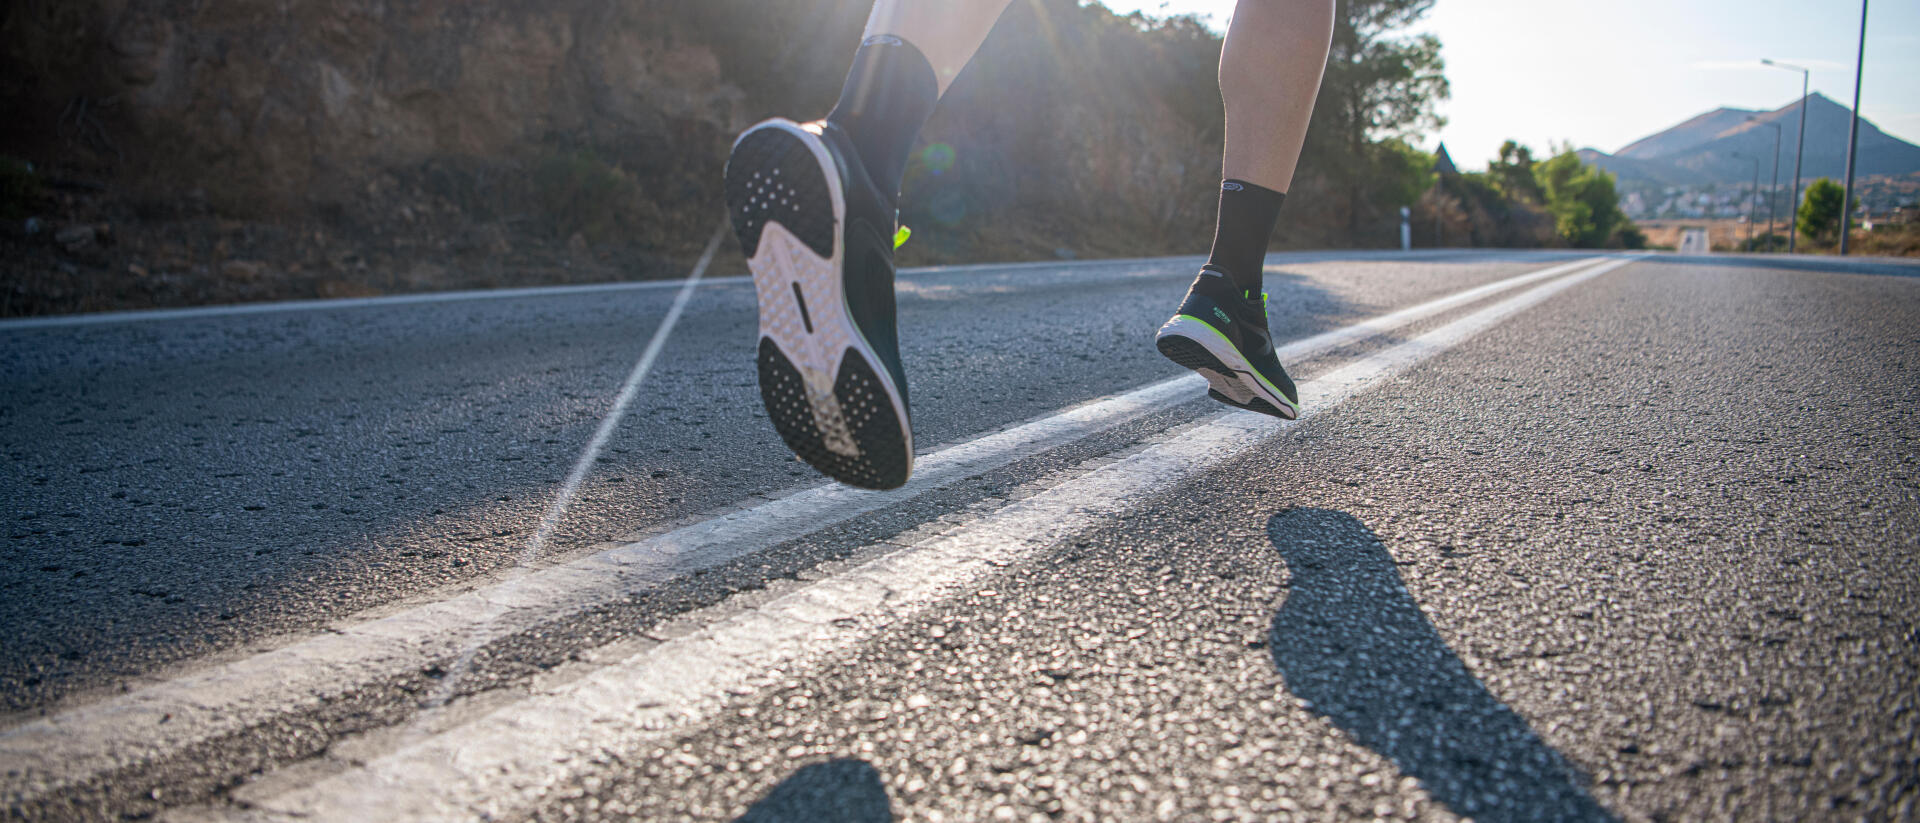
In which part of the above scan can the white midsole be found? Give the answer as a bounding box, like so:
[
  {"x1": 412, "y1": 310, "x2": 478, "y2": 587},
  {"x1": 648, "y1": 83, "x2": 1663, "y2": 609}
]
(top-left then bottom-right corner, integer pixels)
[
  {"x1": 1156, "y1": 315, "x2": 1295, "y2": 413},
  {"x1": 739, "y1": 119, "x2": 913, "y2": 466}
]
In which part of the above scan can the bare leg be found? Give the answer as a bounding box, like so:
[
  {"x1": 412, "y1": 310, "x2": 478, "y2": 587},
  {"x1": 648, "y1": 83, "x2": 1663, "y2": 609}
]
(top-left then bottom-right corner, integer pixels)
[
  {"x1": 1154, "y1": 0, "x2": 1333, "y2": 421},
  {"x1": 864, "y1": 0, "x2": 1016, "y2": 95},
  {"x1": 1219, "y1": 0, "x2": 1335, "y2": 192}
]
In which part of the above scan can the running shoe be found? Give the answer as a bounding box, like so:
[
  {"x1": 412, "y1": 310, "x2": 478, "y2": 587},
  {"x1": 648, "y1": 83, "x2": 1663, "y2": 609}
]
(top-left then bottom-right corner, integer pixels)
[
  {"x1": 724, "y1": 118, "x2": 913, "y2": 490},
  {"x1": 1155, "y1": 268, "x2": 1300, "y2": 420}
]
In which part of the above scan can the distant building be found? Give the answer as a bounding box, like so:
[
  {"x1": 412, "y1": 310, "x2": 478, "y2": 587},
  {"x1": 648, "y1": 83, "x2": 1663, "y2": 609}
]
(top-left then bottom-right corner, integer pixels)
[{"x1": 1862, "y1": 207, "x2": 1913, "y2": 230}]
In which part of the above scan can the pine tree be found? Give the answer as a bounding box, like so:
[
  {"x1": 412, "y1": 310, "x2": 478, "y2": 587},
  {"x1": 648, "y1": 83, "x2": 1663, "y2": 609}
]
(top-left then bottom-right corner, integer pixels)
[
  {"x1": 1797, "y1": 178, "x2": 1845, "y2": 247},
  {"x1": 1303, "y1": 0, "x2": 1450, "y2": 240}
]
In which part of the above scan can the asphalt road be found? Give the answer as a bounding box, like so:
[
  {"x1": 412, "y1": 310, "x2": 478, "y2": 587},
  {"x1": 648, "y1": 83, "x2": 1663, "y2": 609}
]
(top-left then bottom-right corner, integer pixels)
[
  {"x1": 0, "y1": 249, "x2": 1571, "y2": 713},
  {"x1": 2, "y1": 250, "x2": 1916, "y2": 821}
]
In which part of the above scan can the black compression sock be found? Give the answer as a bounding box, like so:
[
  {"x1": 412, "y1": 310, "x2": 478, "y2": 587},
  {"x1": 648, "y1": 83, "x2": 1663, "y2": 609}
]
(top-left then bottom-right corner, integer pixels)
[
  {"x1": 1203, "y1": 179, "x2": 1287, "y2": 296},
  {"x1": 826, "y1": 35, "x2": 940, "y2": 202}
]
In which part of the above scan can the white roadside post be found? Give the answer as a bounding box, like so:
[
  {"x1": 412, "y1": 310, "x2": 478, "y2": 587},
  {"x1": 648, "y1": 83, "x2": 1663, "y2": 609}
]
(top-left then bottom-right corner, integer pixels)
[{"x1": 1400, "y1": 206, "x2": 1412, "y2": 251}]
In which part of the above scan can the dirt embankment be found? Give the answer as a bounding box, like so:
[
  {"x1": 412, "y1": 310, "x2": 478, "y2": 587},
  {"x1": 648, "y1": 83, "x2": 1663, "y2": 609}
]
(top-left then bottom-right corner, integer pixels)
[
  {"x1": 2, "y1": 0, "x2": 750, "y2": 316},
  {"x1": 2, "y1": 0, "x2": 1264, "y2": 317}
]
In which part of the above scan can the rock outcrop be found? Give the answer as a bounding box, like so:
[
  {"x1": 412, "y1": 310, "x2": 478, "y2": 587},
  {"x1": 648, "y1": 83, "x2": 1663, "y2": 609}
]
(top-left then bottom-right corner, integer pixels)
[{"x1": 39, "y1": 0, "x2": 744, "y2": 211}]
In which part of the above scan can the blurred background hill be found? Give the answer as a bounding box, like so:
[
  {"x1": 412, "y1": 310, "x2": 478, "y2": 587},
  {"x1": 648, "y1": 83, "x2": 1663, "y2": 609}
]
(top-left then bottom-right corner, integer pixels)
[
  {"x1": 2, "y1": 0, "x2": 1629, "y2": 317},
  {"x1": 1586, "y1": 94, "x2": 1920, "y2": 187},
  {"x1": 1576, "y1": 94, "x2": 1920, "y2": 258}
]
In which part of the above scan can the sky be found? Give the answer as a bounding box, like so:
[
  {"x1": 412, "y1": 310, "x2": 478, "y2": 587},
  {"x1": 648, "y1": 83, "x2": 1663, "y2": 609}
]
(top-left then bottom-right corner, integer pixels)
[{"x1": 1095, "y1": 0, "x2": 1920, "y2": 171}]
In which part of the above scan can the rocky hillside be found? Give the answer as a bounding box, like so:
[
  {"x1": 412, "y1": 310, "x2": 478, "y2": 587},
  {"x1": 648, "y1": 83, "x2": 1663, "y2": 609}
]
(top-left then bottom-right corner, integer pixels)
[
  {"x1": 3, "y1": 0, "x2": 1253, "y2": 316},
  {"x1": 14, "y1": 1, "x2": 749, "y2": 214},
  {"x1": 2, "y1": 0, "x2": 780, "y2": 315}
]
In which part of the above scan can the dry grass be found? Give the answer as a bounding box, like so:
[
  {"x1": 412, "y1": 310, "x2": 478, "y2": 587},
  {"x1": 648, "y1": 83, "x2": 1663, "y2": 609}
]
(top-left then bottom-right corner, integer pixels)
[
  {"x1": 1636, "y1": 218, "x2": 1918, "y2": 258},
  {"x1": 1849, "y1": 223, "x2": 1920, "y2": 258},
  {"x1": 1636, "y1": 219, "x2": 1781, "y2": 251}
]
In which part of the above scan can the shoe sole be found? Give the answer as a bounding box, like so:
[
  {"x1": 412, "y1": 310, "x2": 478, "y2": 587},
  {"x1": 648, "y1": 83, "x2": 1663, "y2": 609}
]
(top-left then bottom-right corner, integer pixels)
[
  {"x1": 1205, "y1": 388, "x2": 1292, "y2": 418},
  {"x1": 725, "y1": 119, "x2": 913, "y2": 490},
  {"x1": 1155, "y1": 315, "x2": 1299, "y2": 420}
]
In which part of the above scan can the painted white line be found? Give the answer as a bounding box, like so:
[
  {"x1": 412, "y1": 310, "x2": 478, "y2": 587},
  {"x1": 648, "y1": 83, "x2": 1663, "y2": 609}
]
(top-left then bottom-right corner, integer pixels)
[
  {"x1": 0, "y1": 257, "x2": 1181, "y2": 330},
  {"x1": 235, "y1": 257, "x2": 1637, "y2": 822},
  {"x1": 0, "y1": 250, "x2": 1586, "y2": 331},
  {"x1": 424, "y1": 221, "x2": 728, "y2": 707},
  {"x1": 0, "y1": 276, "x2": 749, "y2": 331},
  {"x1": 0, "y1": 256, "x2": 1610, "y2": 806}
]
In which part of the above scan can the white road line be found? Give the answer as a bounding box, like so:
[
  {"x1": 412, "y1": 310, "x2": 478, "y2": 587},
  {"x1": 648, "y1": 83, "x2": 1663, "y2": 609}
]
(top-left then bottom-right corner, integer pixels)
[
  {"x1": 0, "y1": 250, "x2": 1580, "y2": 331},
  {"x1": 0, "y1": 257, "x2": 1611, "y2": 806},
  {"x1": 425, "y1": 221, "x2": 727, "y2": 708},
  {"x1": 0, "y1": 276, "x2": 751, "y2": 331},
  {"x1": 234, "y1": 257, "x2": 1637, "y2": 822},
  {"x1": 0, "y1": 257, "x2": 1179, "y2": 330}
]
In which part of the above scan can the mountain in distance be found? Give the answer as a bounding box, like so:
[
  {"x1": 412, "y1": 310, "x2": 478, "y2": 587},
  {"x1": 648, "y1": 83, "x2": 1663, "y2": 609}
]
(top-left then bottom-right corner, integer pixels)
[
  {"x1": 1579, "y1": 93, "x2": 1920, "y2": 189},
  {"x1": 1614, "y1": 107, "x2": 1759, "y2": 161}
]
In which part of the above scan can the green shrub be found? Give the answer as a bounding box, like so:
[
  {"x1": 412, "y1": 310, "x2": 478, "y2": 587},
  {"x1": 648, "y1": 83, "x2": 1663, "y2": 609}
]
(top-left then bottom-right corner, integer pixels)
[
  {"x1": 1740, "y1": 232, "x2": 1789, "y2": 253},
  {"x1": 530, "y1": 149, "x2": 641, "y2": 246},
  {"x1": 1534, "y1": 148, "x2": 1626, "y2": 248},
  {"x1": 1610, "y1": 221, "x2": 1647, "y2": 250},
  {"x1": 0, "y1": 157, "x2": 44, "y2": 220},
  {"x1": 1797, "y1": 178, "x2": 1844, "y2": 246}
]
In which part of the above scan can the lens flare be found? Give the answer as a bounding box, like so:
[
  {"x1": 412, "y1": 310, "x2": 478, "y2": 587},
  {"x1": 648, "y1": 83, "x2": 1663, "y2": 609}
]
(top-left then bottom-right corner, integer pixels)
[{"x1": 923, "y1": 143, "x2": 957, "y2": 176}]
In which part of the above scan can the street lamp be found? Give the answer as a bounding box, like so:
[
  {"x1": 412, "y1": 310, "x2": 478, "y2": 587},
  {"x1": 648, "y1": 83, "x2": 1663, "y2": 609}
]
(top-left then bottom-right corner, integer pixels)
[
  {"x1": 1839, "y1": 0, "x2": 1868, "y2": 256},
  {"x1": 1748, "y1": 116, "x2": 1782, "y2": 251},
  {"x1": 1762, "y1": 58, "x2": 1809, "y2": 253}
]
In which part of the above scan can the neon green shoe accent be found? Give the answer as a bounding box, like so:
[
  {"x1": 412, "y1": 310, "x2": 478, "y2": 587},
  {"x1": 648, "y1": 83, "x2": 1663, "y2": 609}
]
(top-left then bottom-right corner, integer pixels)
[
  {"x1": 1172, "y1": 314, "x2": 1299, "y2": 413},
  {"x1": 893, "y1": 225, "x2": 912, "y2": 250},
  {"x1": 1245, "y1": 290, "x2": 1272, "y2": 318},
  {"x1": 1176, "y1": 313, "x2": 1227, "y2": 338}
]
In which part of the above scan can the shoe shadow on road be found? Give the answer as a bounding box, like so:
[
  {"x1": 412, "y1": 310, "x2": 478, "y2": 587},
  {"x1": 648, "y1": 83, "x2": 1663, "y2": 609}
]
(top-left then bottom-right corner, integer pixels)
[
  {"x1": 1266, "y1": 508, "x2": 1612, "y2": 822},
  {"x1": 735, "y1": 757, "x2": 893, "y2": 823}
]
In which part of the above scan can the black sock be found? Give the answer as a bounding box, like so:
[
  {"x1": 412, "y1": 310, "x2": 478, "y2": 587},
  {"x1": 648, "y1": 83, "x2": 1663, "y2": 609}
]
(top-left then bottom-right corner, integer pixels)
[
  {"x1": 826, "y1": 35, "x2": 940, "y2": 202},
  {"x1": 1203, "y1": 178, "x2": 1286, "y2": 296}
]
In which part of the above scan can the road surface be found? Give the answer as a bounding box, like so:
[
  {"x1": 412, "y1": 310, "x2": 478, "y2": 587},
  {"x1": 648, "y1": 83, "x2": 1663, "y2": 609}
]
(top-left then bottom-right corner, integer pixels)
[{"x1": 2, "y1": 250, "x2": 1916, "y2": 821}]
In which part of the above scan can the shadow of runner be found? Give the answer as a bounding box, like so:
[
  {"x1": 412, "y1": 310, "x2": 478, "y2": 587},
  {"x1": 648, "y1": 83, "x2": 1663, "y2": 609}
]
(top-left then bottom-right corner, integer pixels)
[
  {"x1": 736, "y1": 758, "x2": 894, "y2": 823},
  {"x1": 1267, "y1": 508, "x2": 1612, "y2": 822}
]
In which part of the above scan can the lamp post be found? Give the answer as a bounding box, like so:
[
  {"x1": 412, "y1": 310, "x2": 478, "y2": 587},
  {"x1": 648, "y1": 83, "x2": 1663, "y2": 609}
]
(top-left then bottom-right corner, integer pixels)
[
  {"x1": 1748, "y1": 116, "x2": 1782, "y2": 251},
  {"x1": 1840, "y1": 0, "x2": 1868, "y2": 256},
  {"x1": 1762, "y1": 59, "x2": 1809, "y2": 253}
]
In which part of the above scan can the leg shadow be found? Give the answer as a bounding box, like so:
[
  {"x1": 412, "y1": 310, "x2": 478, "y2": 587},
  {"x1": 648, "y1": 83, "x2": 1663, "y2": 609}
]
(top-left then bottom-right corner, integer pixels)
[
  {"x1": 736, "y1": 757, "x2": 894, "y2": 823},
  {"x1": 1267, "y1": 508, "x2": 1611, "y2": 822}
]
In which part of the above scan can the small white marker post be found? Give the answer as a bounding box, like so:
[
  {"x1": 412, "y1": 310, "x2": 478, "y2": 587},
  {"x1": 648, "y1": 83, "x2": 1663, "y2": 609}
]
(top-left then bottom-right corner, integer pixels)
[{"x1": 1400, "y1": 206, "x2": 1413, "y2": 251}]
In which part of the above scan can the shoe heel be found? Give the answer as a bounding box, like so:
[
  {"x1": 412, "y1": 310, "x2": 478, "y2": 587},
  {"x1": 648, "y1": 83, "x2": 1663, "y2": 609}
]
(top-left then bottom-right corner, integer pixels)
[{"x1": 725, "y1": 121, "x2": 837, "y2": 260}]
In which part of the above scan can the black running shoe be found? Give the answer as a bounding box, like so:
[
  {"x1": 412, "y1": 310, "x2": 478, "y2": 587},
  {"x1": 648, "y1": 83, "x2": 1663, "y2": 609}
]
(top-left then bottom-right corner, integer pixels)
[
  {"x1": 1155, "y1": 268, "x2": 1300, "y2": 420},
  {"x1": 725, "y1": 118, "x2": 913, "y2": 490}
]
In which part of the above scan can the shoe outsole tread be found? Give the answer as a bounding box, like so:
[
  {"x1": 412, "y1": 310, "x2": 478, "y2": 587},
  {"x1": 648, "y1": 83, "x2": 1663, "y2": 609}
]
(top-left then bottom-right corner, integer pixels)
[
  {"x1": 1156, "y1": 333, "x2": 1233, "y2": 379},
  {"x1": 1204, "y1": 388, "x2": 1292, "y2": 418},
  {"x1": 727, "y1": 121, "x2": 913, "y2": 490},
  {"x1": 727, "y1": 128, "x2": 835, "y2": 259},
  {"x1": 1155, "y1": 330, "x2": 1298, "y2": 420},
  {"x1": 756, "y1": 339, "x2": 911, "y2": 489}
]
